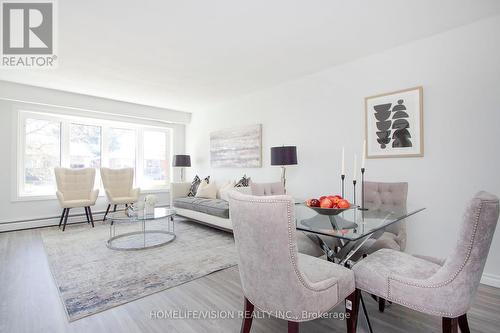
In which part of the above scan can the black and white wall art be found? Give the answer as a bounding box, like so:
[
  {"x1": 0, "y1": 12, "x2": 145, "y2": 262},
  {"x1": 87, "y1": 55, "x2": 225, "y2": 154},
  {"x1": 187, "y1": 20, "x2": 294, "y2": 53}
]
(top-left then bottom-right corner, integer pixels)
[
  {"x1": 210, "y1": 124, "x2": 262, "y2": 167},
  {"x1": 365, "y1": 87, "x2": 423, "y2": 158}
]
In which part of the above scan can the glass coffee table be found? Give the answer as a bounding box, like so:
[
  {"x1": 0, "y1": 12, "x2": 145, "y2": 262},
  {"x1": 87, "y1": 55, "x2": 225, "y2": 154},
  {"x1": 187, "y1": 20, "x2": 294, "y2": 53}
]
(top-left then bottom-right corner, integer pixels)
[{"x1": 107, "y1": 207, "x2": 176, "y2": 251}]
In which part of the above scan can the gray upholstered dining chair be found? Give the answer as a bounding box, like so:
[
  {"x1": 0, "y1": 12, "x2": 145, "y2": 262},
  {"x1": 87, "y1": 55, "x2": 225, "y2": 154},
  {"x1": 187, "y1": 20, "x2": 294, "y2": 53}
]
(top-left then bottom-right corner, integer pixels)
[
  {"x1": 250, "y1": 181, "x2": 324, "y2": 258},
  {"x1": 228, "y1": 191, "x2": 357, "y2": 333},
  {"x1": 351, "y1": 191, "x2": 499, "y2": 333},
  {"x1": 360, "y1": 181, "x2": 409, "y2": 255}
]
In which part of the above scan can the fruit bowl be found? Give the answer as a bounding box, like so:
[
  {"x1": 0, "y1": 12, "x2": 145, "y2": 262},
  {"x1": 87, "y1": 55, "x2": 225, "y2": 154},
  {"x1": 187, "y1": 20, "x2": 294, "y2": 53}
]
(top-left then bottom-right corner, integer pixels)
[{"x1": 306, "y1": 205, "x2": 355, "y2": 216}]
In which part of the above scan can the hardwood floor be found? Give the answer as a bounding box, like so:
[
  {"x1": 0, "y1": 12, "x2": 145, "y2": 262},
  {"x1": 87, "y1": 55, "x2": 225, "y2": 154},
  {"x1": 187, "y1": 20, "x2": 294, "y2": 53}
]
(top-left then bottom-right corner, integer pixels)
[{"x1": 1, "y1": 227, "x2": 499, "y2": 333}]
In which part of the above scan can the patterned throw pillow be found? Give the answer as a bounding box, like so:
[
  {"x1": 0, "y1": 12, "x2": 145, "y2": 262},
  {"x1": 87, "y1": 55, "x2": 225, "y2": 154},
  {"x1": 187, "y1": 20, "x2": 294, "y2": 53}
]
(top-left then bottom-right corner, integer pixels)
[
  {"x1": 235, "y1": 174, "x2": 251, "y2": 187},
  {"x1": 187, "y1": 176, "x2": 210, "y2": 197}
]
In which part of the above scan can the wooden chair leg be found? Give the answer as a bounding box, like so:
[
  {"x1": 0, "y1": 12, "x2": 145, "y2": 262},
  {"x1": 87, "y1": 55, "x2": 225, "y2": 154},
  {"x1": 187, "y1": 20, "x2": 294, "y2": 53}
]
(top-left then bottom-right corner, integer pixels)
[
  {"x1": 378, "y1": 298, "x2": 386, "y2": 312},
  {"x1": 442, "y1": 317, "x2": 458, "y2": 333},
  {"x1": 59, "y1": 208, "x2": 67, "y2": 228},
  {"x1": 62, "y1": 208, "x2": 70, "y2": 231},
  {"x1": 240, "y1": 297, "x2": 254, "y2": 333},
  {"x1": 458, "y1": 314, "x2": 470, "y2": 333},
  {"x1": 113, "y1": 204, "x2": 117, "y2": 212},
  {"x1": 287, "y1": 321, "x2": 299, "y2": 333},
  {"x1": 84, "y1": 207, "x2": 90, "y2": 223},
  {"x1": 103, "y1": 204, "x2": 111, "y2": 221},
  {"x1": 346, "y1": 289, "x2": 360, "y2": 333},
  {"x1": 87, "y1": 207, "x2": 95, "y2": 228}
]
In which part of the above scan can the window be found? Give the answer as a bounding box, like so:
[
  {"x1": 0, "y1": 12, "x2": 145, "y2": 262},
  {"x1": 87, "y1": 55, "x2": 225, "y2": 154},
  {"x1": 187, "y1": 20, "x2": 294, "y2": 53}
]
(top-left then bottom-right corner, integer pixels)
[
  {"x1": 142, "y1": 130, "x2": 169, "y2": 188},
  {"x1": 69, "y1": 123, "x2": 101, "y2": 168},
  {"x1": 17, "y1": 111, "x2": 172, "y2": 198},
  {"x1": 107, "y1": 128, "x2": 135, "y2": 168},
  {"x1": 22, "y1": 118, "x2": 61, "y2": 196}
]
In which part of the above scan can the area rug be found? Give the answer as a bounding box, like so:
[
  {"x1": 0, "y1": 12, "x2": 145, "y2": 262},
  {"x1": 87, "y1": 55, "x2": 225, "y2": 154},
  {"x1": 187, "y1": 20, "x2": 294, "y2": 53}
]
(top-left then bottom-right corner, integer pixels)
[{"x1": 41, "y1": 218, "x2": 238, "y2": 321}]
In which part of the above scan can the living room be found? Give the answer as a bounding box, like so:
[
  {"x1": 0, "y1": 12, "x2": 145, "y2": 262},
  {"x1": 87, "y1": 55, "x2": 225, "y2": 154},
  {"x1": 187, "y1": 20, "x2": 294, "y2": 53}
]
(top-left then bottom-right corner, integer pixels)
[{"x1": 1, "y1": 1, "x2": 499, "y2": 333}]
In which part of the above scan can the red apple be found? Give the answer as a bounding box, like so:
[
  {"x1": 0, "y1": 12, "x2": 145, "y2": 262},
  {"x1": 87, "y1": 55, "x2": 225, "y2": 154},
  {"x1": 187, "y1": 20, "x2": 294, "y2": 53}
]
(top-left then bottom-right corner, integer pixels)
[
  {"x1": 320, "y1": 198, "x2": 334, "y2": 208},
  {"x1": 319, "y1": 196, "x2": 328, "y2": 201},
  {"x1": 337, "y1": 199, "x2": 350, "y2": 209},
  {"x1": 310, "y1": 199, "x2": 320, "y2": 207}
]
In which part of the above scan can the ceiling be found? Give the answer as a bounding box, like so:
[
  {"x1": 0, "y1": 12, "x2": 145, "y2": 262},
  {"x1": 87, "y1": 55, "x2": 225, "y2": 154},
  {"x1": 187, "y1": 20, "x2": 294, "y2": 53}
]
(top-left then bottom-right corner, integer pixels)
[{"x1": 1, "y1": 0, "x2": 499, "y2": 113}]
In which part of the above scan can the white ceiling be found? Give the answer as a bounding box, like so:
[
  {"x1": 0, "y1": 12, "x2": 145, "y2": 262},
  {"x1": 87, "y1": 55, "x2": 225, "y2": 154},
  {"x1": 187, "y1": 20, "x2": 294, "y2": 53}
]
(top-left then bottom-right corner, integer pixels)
[{"x1": 1, "y1": 0, "x2": 499, "y2": 113}]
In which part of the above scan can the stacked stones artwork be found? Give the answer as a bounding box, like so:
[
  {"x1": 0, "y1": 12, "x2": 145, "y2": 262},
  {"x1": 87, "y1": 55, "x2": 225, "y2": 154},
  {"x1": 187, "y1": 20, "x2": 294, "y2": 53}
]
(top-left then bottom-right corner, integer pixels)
[{"x1": 373, "y1": 99, "x2": 412, "y2": 149}]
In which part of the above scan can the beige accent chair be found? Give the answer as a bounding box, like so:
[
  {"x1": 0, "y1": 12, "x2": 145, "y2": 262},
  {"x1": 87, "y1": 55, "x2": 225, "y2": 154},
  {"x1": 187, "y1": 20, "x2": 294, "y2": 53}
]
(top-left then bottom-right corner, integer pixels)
[
  {"x1": 100, "y1": 167, "x2": 140, "y2": 220},
  {"x1": 351, "y1": 191, "x2": 499, "y2": 333},
  {"x1": 228, "y1": 191, "x2": 357, "y2": 333},
  {"x1": 54, "y1": 167, "x2": 99, "y2": 231}
]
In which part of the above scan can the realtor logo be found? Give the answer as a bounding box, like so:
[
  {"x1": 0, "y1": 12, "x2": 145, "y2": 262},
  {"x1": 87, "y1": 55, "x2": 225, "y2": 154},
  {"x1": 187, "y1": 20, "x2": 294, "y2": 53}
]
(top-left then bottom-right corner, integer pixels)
[{"x1": 1, "y1": 0, "x2": 57, "y2": 67}]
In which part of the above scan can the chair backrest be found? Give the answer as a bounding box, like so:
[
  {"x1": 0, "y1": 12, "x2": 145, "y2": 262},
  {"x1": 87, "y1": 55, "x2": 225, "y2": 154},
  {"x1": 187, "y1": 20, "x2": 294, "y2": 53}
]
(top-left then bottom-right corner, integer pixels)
[
  {"x1": 364, "y1": 181, "x2": 408, "y2": 247},
  {"x1": 54, "y1": 168, "x2": 95, "y2": 200},
  {"x1": 100, "y1": 167, "x2": 134, "y2": 197},
  {"x1": 364, "y1": 181, "x2": 408, "y2": 207},
  {"x1": 430, "y1": 191, "x2": 499, "y2": 313},
  {"x1": 250, "y1": 182, "x2": 285, "y2": 196},
  {"x1": 228, "y1": 192, "x2": 306, "y2": 312}
]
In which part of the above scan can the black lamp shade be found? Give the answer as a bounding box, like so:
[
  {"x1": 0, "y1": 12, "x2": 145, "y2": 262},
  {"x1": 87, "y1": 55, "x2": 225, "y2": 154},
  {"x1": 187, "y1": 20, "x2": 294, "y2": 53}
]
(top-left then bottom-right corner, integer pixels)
[
  {"x1": 172, "y1": 155, "x2": 191, "y2": 167},
  {"x1": 271, "y1": 146, "x2": 297, "y2": 166}
]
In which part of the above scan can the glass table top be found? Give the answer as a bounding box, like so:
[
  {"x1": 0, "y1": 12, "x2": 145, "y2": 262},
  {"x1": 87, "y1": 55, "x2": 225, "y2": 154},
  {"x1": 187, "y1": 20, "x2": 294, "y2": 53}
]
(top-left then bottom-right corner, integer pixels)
[
  {"x1": 108, "y1": 207, "x2": 176, "y2": 221},
  {"x1": 295, "y1": 203, "x2": 425, "y2": 241}
]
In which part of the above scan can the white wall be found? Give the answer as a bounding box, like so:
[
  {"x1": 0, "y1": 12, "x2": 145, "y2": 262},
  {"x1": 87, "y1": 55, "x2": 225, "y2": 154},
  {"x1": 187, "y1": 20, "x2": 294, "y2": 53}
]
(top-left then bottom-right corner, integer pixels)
[
  {"x1": 187, "y1": 16, "x2": 500, "y2": 285},
  {"x1": 0, "y1": 81, "x2": 190, "y2": 230}
]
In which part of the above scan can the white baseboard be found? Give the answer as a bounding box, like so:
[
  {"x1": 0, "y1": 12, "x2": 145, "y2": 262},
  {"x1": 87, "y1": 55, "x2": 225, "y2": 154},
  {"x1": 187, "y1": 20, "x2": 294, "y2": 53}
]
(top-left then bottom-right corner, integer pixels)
[
  {"x1": 0, "y1": 211, "x2": 105, "y2": 232},
  {"x1": 481, "y1": 273, "x2": 500, "y2": 288}
]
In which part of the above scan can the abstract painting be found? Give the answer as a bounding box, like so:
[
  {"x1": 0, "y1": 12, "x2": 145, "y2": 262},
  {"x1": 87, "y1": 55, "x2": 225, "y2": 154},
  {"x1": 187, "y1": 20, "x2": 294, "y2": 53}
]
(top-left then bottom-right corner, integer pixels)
[
  {"x1": 210, "y1": 124, "x2": 262, "y2": 167},
  {"x1": 365, "y1": 87, "x2": 423, "y2": 158}
]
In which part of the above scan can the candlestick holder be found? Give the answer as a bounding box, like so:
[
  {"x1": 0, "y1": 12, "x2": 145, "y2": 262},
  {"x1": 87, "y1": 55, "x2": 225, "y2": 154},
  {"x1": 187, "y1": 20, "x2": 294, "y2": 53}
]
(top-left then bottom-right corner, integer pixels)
[
  {"x1": 358, "y1": 167, "x2": 368, "y2": 210},
  {"x1": 353, "y1": 180, "x2": 357, "y2": 205},
  {"x1": 341, "y1": 174, "x2": 345, "y2": 198}
]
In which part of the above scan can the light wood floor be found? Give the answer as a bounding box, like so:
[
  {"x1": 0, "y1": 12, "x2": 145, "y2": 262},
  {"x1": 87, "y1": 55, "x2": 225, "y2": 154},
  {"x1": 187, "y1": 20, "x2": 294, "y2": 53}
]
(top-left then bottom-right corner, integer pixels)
[{"x1": 1, "y1": 226, "x2": 499, "y2": 333}]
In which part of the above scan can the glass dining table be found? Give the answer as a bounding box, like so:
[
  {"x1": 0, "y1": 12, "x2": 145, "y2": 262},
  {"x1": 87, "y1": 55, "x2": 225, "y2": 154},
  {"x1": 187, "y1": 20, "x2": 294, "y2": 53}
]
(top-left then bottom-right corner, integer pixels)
[{"x1": 295, "y1": 202, "x2": 425, "y2": 266}]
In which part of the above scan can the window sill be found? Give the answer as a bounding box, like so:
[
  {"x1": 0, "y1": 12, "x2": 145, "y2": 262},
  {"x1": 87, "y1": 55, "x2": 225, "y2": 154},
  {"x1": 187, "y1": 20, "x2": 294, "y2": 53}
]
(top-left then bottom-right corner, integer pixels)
[{"x1": 12, "y1": 188, "x2": 170, "y2": 202}]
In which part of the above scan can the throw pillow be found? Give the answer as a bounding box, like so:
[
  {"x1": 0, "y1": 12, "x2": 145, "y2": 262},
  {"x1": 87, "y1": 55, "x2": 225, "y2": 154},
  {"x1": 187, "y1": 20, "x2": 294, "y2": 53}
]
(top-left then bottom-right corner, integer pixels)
[
  {"x1": 195, "y1": 180, "x2": 217, "y2": 199},
  {"x1": 232, "y1": 186, "x2": 252, "y2": 195},
  {"x1": 187, "y1": 175, "x2": 210, "y2": 197},
  {"x1": 235, "y1": 174, "x2": 251, "y2": 187},
  {"x1": 217, "y1": 181, "x2": 236, "y2": 200}
]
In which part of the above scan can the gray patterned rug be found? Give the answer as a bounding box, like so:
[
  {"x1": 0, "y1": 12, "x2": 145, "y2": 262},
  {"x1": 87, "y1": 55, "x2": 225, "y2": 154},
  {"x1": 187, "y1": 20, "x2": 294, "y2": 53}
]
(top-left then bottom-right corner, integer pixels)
[{"x1": 41, "y1": 218, "x2": 238, "y2": 321}]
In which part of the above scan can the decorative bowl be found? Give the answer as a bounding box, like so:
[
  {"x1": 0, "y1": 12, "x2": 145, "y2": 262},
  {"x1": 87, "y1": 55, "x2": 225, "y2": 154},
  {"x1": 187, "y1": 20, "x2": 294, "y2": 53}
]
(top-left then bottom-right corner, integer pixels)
[{"x1": 306, "y1": 205, "x2": 356, "y2": 216}]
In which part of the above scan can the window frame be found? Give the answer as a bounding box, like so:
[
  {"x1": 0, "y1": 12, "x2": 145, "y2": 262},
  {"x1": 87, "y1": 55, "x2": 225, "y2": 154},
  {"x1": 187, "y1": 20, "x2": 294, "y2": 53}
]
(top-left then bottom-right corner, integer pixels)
[{"x1": 15, "y1": 110, "x2": 172, "y2": 201}]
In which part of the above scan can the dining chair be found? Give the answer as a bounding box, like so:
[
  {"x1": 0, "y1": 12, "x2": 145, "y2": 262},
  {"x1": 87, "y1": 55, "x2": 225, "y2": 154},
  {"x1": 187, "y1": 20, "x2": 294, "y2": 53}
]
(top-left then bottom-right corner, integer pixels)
[
  {"x1": 100, "y1": 167, "x2": 140, "y2": 221},
  {"x1": 351, "y1": 191, "x2": 499, "y2": 333},
  {"x1": 228, "y1": 191, "x2": 357, "y2": 333},
  {"x1": 250, "y1": 181, "x2": 324, "y2": 258},
  {"x1": 357, "y1": 181, "x2": 408, "y2": 312},
  {"x1": 54, "y1": 167, "x2": 99, "y2": 231}
]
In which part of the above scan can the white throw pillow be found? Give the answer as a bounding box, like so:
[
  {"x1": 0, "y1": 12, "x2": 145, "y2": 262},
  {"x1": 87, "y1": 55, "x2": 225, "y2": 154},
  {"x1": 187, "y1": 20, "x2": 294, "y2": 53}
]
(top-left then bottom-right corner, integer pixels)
[
  {"x1": 195, "y1": 180, "x2": 217, "y2": 199},
  {"x1": 217, "y1": 181, "x2": 235, "y2": 200},
  {"x1": 232, "y1": 186, "x2": 252, "y2": 195}
]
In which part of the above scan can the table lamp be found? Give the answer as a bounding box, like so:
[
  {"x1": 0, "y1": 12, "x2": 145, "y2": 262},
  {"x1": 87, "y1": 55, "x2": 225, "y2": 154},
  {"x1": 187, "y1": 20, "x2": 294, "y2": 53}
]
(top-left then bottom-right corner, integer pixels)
[
  {"x1": 172, "y1": 155, "x2": 191, "y2": 182},
  {"x1": 271, "y1": 146, "x2": 297, "y2": 193}
]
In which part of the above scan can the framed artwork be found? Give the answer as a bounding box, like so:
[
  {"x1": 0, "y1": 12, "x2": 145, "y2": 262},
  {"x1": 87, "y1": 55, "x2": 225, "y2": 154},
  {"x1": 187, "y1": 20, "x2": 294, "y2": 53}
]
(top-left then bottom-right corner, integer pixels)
[
  {"x1": 365, "y1": 86, "x2": 423, "y2": 158},
  {"x1": 210, "y1": 124, "x2": 262, "y2": 167}
]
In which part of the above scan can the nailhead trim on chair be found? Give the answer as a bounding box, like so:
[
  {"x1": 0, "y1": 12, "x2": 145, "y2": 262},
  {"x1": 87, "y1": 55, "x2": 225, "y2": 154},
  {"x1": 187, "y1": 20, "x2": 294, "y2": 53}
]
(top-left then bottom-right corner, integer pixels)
[
  {"x1": 385, "y1": 200, "x2": 499, "y2": 317},
  {"x1": 230, "y1": 195, "x2": 354, "y2": 321}
]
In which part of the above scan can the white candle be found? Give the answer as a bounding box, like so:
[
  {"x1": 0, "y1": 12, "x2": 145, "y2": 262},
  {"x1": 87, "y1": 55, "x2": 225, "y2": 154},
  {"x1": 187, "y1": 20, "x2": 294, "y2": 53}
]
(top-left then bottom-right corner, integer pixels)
[
  {"x1": 341, "y1": 147, "x2": 345, "y2": 175},
  {"x1": 362, "y1": 140, "x2": 366, "y2": 169},
  {"x1": 353, "y1": 154, "x2": 357, "y2": 181}
]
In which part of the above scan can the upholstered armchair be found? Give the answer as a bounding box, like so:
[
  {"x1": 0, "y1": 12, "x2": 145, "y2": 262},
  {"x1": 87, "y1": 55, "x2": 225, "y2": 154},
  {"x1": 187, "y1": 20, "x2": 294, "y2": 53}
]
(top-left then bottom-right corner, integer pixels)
[
  {"x1": 100, "y1": 167, "x2": 140, "y2": 220},
  {"x1": 54, "y1": 167, "x2": 99, "y2": 231},
  {"x1": 351, "y1": 191, "x2": 499, "y2": 333},
  {"x1": 228, "y1": 191, "x2": 356, "y2": 333}
]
